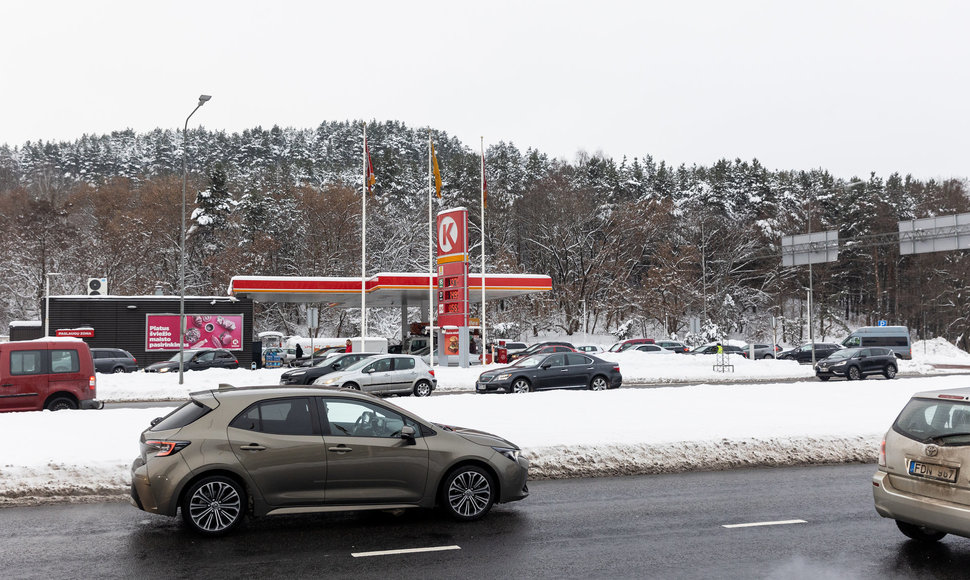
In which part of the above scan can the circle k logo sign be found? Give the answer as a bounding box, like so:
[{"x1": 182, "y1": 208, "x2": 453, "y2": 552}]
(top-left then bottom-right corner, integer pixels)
[{"x1": 439, "y1": 216, "x2": 459, "y2": 253}]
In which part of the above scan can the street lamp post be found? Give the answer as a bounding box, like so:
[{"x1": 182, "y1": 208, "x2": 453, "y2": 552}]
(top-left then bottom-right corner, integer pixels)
[
  {"x1": 179, "y1": 94, "x2": 211, "y2": 385},
  {"x1": 44, "y1": 272, "x2": 63, "y2": 337}
]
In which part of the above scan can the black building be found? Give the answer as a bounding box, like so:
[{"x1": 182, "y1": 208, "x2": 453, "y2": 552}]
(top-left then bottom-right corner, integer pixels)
[{"x1": 32, "y1": 295, "x2": 254, "y2": 368}]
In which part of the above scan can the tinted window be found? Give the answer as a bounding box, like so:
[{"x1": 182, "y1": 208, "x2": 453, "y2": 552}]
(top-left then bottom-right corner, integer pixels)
[
  {"x1": 894, "y1": 398, "x2": 970, "y2": 445},
  {"x1": 861, "y1": 336, "x2": 909, "y2": 347},
  {"x1": 566, "y1": 353, "x2": 591, "y2": 365},
  {"x1": 394, "y1": 357, "x2": 415, "y2": 371},
  {"x1": 229, "y1": 398, "x2": 315, "y2": 436},
  {"x1": 50, "y1": 350, "x2": 80, "y2": 373},
  {"x1": 151, "y1": 400, "x2": 211, "y2": 431},
  {"x1": 217, "y1": 352, "x2": 235, "y2": 360},
  {"x1": 545, "y1": 354, "x2": 566, "y2": 367},
  {"x1": 11, "y1": 350, "x2": 44, "y2": 375}
]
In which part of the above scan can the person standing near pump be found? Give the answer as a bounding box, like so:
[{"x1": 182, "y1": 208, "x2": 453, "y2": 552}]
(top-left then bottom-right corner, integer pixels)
[
  {"x1": 295, "y1": 343, "x2": 304, "y2": 360},
  {"x1": 345, "y1": 339, "x2": 352, "y2": 353}
]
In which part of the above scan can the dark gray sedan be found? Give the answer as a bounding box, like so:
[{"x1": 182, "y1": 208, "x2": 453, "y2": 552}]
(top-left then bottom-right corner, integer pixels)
[{"x1": 476, "y1": 352, "x2": 622, "y2": 394}]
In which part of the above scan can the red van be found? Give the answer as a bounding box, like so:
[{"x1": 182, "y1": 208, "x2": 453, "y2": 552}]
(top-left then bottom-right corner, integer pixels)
[
  {"x1": 607, "y1": 338, "x2": 656, "y2": 352},
  {"x1": 0, "y1": 339, "x2": 101, "y2": 412}
]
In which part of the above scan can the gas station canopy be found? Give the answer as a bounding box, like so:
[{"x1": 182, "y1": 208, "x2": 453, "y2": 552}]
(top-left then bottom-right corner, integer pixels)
[{"x1": 228, "y1": 273, "x2": 552, "y2": 307}]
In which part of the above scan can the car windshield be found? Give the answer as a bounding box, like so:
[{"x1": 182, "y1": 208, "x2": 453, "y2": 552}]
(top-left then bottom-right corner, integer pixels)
[
  {"x1": 511, "y1": 354, "x2": 545, "y2": 368},
  {"x1": 313, "y1": 352, "x2": 344, "y2": 367},
  {"x1": 894, "y1": 397, "x2": 970, "y2": 445},
  {"x1": 166, "y1": 351, "x2": 197, "y2": 362},
  {"x1": 825, "y1": 348, "x2": 861, "y2": 360}
]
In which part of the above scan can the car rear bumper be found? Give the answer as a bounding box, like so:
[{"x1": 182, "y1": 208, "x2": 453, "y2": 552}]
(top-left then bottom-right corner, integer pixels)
[
  {"x1": 873, "y1": 469, "x2": 970, "y2": 537},
  {"x1": 81, "y1": 399, "x2": 103, "y2": 410}
]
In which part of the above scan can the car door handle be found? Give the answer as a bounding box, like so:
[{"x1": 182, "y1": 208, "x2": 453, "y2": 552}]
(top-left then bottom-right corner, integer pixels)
[
  {"x1": 560, "y1": 369, "x2": 568, "y2": 372},
  {"x1": 328, "y1": 445, "x2": 353, "y2": 453},
  {"x1": 239, "y1": 444, "x2": 266, "y2": 451}
]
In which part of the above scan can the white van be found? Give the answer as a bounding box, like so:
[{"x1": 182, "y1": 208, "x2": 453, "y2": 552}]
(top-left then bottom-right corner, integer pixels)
[{"x1": 841, "y1": 326, "x2": 911, "y2": 360}]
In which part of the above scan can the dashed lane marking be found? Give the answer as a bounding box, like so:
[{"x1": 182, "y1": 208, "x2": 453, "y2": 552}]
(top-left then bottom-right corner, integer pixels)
[
  {"x1": 722, "y1": 519, "x2": 807, "y2": 529},
  {"x1": 351, "y1": 545, "x2": 462, "y2": 558}
]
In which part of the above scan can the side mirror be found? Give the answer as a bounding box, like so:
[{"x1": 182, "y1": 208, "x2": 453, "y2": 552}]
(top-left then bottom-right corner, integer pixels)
[
  {"x1": 400, "y1": 425, "x2": 416, "y2": 444},
  {"x1": 540, "y1": 363, "x2": 552, "y2": 369}
]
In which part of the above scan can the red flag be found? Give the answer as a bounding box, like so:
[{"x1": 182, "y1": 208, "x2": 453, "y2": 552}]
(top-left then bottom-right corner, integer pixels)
[{"x1": 366, "y1": 141, "x2": 376, "y2": 193}]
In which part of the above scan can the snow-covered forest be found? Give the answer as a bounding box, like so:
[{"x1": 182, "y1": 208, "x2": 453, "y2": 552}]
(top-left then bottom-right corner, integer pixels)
[{"x1": 1, "y1": 120, "x2": 968, "y2": 347}]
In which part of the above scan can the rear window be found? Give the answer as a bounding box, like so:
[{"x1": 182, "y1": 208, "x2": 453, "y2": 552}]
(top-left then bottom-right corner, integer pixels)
[
  {"x1": 894, "y1": 398, "x2": 970, "y2": 445},
  {"x1": 50, "y1": 350, "x2": 80, "y2": 373},
  {"x1": 150, "y1": 400, "x2": 212, "y2": 431}
]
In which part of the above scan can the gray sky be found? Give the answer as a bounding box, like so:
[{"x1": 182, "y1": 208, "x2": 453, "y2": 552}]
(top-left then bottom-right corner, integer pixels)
[{"x1": 2, "y1": 0, "x2": 968, "y2": 180}]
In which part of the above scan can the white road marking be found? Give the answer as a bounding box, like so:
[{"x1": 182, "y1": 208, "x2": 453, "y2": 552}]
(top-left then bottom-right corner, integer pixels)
[
  {"x1": 722, "y1": 519, "x2": 807, "y2": 529},
  {"x1": 351, "y1": 545, "x2": 462, "y2": 558}
]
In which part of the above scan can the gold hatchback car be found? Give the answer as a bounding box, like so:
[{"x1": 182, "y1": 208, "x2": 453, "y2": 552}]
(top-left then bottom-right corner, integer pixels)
[
  {"x1": 873, "y1": 387, "x2": 970, "y2": 542},
  {"x1": 130, "y1": 385, "x2": 529, "y2": 535}
]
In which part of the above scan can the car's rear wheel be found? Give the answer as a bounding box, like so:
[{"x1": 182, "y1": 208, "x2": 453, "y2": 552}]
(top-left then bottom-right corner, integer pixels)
[
  {"x1": 510, "y1": 378, "x2": 531, "y2": 394},
  {"x1": 112, "y1": 366, "x2": 126, "y2": 373},
  {"x1": 896, "y1": 520, "x2": 947, "y2": 542},
  {"x1": 847, "y1": 366, "x2": 861, "y2": 380},
  {"x1": 45, "y1": 396, "x2": 78, "y2": 411},
  {"x1": 441, "y1": 465, "x2": 495, "y2": 521},
  {"x1": 413, "y1": 380, "x2": 432, "y2": 397},
  {"x1": 589, "y1": 375, "x2": 609, "y2": 391},
  {"x1": 762, "y1": 354, "x2": 775, "y2": 360},
  {"x1": 181, "y1": 475, "x2": 246, "y2": 536},
  {"x1": 884, "y1": 363, "x2": 898, "y2": 379}
]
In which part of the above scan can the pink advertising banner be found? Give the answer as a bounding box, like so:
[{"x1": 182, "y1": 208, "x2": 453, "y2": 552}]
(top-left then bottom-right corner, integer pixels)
[{"x1": 146, "y1": 314, "x2": 244, "y2": 351}]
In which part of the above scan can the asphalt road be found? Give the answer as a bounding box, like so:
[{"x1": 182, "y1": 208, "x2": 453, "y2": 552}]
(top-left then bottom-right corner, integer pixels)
[{"x1": 3, "y1": 463, "x2": 969, "y2": 579}]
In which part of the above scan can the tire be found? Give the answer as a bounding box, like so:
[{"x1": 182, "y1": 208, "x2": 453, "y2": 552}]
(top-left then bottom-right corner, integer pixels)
[
  {"x1": 45, "y1": 396, "x2": 78, "y2": 411},
  {"x1": 181, "y1": 475, "x2": 246, "y2": 536},
  {"x1": 762, "y1": 354, "x2": 774, "y2": 360},
  {"x1": 817, "y1": 375, "x2": 830, "y2": 381},
  {"x1": 847, "y1": 366, "x2": 861, "y2": 381},
  {"x1": 441, "y1": 465, "x2": 495, "y2": 521},
  {"x1": 896, "y1": 520, "x2": 946, "y2": 543},
  {"x1": 589, "y1": 375, "x2": 609, "y2": 391},
  {"x1": 510, "y1": 378, "x2": 531, "y2": 394},
  {"x1": 413, "y1": 380, "x2": 432, "y2": 397},
  {"x1": 112, "y1": 366, "x2": 126, "y2": 373},
  {"x1": 343, "y1": 382, "x2": 361, "y2": 391},
  {"x1": 884, "y1": 364, "x2": 898, "y2": 380}
]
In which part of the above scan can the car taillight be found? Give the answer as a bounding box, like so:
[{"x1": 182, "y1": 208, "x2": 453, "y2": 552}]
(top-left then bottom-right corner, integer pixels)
[
  {"x1": 878, "y1": 438, "x2": 886, "y2": 467},
  {"x1": 612, "y1": 365, "x2": 620, "y2": 372},
  {"x1": 146, "y1": 440, "x2": 191, "y2": 457},
  {"x1": 89, "y1": 375, "x2": 96, "y2": 390},
  {"x1": 429, "y1": 369, "x2": 435, "y2": 377}
]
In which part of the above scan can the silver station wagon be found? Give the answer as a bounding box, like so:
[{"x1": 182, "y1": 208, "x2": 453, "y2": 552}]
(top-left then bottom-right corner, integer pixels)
[{"x1": 873, "y1": 387, "x2": 970, "y2": 542}]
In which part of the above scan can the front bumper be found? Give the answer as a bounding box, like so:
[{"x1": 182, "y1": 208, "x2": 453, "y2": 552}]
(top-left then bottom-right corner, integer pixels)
[
  {"x1": 476, "y1": 379, "x2": 512, "y2": 393},
  {"x1": 497, "y1": 455, "x2": 531, "y2": 504},
  {"x1": 873, "y1": 469, "x2": 970, "y2": 538}
]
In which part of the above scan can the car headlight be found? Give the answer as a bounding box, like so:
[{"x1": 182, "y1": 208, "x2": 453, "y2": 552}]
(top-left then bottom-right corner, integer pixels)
[
  {"x1": 321, "y1": 376, "x2": 339, "y2": 385},
  {"x1": 491, "y1": 446, "x2": 521, "y2": 462},
  {"x1": 158, "y1": 367, "x2": 171, "y2": 373},
  {"x1": 495, "y1": 373, "x2": 512, "y2": 381},
  {"x1": 290, "y1": 370, "x2": 306, "y2": 376}
]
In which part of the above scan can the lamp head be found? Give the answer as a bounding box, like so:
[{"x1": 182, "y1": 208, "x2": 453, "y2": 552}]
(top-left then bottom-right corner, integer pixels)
[{"x1": 198, "y1": 95, "x2": 212, "y2": 105}]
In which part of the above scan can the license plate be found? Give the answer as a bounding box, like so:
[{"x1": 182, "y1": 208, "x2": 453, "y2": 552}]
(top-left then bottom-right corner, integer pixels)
[
  {"x1": 909, "y1": 460, "x2": 958, "y2": 483},
  {"x1": 476, "y1": 383, "x2": 486, "y2": 392}
]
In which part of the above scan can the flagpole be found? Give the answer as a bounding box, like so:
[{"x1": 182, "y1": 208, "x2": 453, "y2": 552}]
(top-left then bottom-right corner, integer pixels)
[
  {"x1": 361, "y1": 123, "x2": 367, "y2": 339},
  {"x1": 428, "y1": 131, "x2": 435, "y2": 366},
  {"x1": 480, "y1": 136, "x2": 487, "y2": 364}
]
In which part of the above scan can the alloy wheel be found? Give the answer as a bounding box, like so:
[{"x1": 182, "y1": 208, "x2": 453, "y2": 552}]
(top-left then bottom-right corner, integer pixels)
[
  {"x1": 185, "y1": 478, "x2": 244, "y2": 535},
  {"x1": 445, "y1": 468, "x2": 494, "y2": 520}
]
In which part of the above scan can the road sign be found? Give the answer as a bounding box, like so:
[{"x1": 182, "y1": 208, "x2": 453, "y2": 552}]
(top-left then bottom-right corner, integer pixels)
[{"x1": 878, "y1": 320, "x2": 887, "y2": 327}]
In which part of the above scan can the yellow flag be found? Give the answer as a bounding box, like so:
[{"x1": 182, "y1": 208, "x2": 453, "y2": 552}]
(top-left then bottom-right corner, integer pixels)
[{"x1": 431, "y1": 141, "x2": 442, "y2": 197}]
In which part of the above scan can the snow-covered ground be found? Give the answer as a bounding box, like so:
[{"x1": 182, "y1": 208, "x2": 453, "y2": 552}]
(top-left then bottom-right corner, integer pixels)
[{"x1": 2, "y1": 338, "x2": 969, "y2": 506}]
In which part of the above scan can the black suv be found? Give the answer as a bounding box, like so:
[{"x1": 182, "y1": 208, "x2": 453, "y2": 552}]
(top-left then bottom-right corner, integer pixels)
[
  {"x1": 814, "y1": 347, "x2": 898, "y2": 381},
  {"x1": 91, "y1": 348, "x2": 138, "y2": 373},
  {"x1": 778, "y1": 342, "x2": 842, "y2": 364}
]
